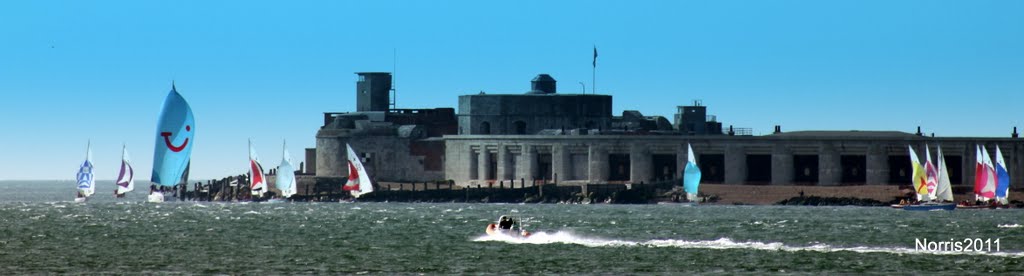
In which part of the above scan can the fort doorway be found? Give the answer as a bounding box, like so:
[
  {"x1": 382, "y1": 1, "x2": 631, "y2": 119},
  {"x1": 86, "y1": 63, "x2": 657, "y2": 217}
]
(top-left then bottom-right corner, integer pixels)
[
  {"x1": 514, "y1": 121, "x2": 526, "y2": 134},
  {"x1": 537, "y1": 153, "x2": 552, "y2": 181},
  {"x1": 698, "y1": 154, "x2": 724, "y2": 183},
  {"x1": 480, "y1": 121, "x2": 491, "y2": 134},
  {"x1": 469, "y1": 151, "x2": 479, "y2": 180},
  {"x1": 486, "y1": 152, "x2": 497, "y2": 180},
  {"x1": 793, "y1": 155, "x2": 818, "y2": 184},
  {"x1": 746, "y1": 154, "x2": 771, "y2": 184},
  {"x1": 841, "y1": 155, "x2": 866, "y2": 184},
  {"x1": 944, "y1": 155, "x2": 963, "y2": 184},
  {"x1": 652, "y1": 154, "x2": 677, "y2": 181},
  {"x1": 608, "y1": 154, "x2": 630, "y2": 181},
  {"x1": 888, "y1": 155, "x2": 911, "y2": 184}
]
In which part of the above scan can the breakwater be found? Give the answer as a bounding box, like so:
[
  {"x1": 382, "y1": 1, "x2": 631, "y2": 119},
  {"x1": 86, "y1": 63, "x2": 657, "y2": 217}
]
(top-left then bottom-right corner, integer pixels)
[{"x1": 173, "y1": 175, "x2": 687, "y2": 204}]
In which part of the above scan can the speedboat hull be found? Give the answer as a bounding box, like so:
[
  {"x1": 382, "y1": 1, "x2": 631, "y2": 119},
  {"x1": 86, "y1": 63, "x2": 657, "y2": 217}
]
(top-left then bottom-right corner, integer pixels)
[
  {"x1": 903, "y1": 203, "x2": 956, "y2": 211},
  {"x1": 486, "y1": 223, "x2": 530, "y2": 238},
  {"x1": 658, "y1": 201, "x2": 697, "y2": 206},
  {"x1": 147, "y1": 192, "x2": 165, "y2": 203}
]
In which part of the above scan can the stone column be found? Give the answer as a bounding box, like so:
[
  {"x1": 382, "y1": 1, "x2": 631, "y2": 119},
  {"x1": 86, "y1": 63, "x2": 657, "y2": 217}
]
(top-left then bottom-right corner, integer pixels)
[
  {"x1": 819, "y1": 143, "x2": 841, "y2": 186},
  {"x1": 866, "y1": 143, "x2": 889, "y2": 185},
  {"x1": 1014, "y1": 144, "x2": 1023, "y2": 190},
  {"x1": 676, "y1": 144, "x2": 687, "y2": 181},
  {"x1": 314, "y1": 137, "x2": 343, "y2": 178},
  {"x1": 771, "y1": 144, "x2": 793, "y2": 185},
  {"x1": 588, "y1": 144, "x2": 608, "y2": 183},
  {"x1": 630, "y1": 143, "x2": 652, "y2": 184},
  {"x1": 496, "y1": 144, "x2": 511, "y2": 181},
  {"x1": 963, "y1": 144, "x2": 976, "y2": 188},
  {"x1": 724, "y1": 144, "x2": 746, "y2": 184},
  {"x1": 520, "y1": 144, "x2": 537, "y2": 182},
  {"x1": 478, "y1": 146, "x2": 491, "y2": 181},
  {"x1": 553, "y1": 143, "x2": 570, "y2": 182}
]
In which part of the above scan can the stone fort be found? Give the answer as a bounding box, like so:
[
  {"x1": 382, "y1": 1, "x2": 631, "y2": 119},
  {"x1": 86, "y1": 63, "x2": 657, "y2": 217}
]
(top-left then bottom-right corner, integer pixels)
[{"x1": 311, "y1": 72, "x2": 1022, "y2": 191}]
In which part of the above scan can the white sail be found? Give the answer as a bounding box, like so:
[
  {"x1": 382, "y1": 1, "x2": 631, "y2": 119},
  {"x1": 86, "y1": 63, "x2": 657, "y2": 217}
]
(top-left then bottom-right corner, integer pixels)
[
  {"x1": 275, "y1": 140, "x2": 297, "y2": 198},
  {"x1": 249, "y1": 139, "x2": 267, "y2": 197},
  {"x1": 345, "y1": 144, "x2": 374, "y2": 198},
  {"x1": 116, "y1": 145, "x2": 135, "y2": 195},
  {"x1": 934, "y1": 146, "x2": 954, "y2": 202}
]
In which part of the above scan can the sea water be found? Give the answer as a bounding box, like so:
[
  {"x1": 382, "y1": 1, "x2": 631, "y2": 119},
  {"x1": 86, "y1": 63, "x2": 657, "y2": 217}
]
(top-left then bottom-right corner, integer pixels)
[{"x1": 1, "y1": 181, "x2": 1022, "y2": 274}]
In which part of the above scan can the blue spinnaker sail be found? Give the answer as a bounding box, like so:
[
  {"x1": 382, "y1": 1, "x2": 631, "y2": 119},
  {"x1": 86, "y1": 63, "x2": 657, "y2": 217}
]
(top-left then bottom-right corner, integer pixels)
[
  {"x1": 151, "y1": 85, "x2": 195, "y2": 187},
  {"x1": 683, "y1": 143, "x2": 701, "y2": 195},
  {"x1": 995, "y1": 146, "x2": 1010, "y2": 198},
  {"x1": 77, "y1": 142, "x2": 95, "y2": 197}
]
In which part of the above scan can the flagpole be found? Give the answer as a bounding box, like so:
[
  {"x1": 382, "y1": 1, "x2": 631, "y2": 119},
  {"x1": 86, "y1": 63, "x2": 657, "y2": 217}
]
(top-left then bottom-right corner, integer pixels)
[{"x1": 592, "y1": 45, "x2": 597, "y2": 95}]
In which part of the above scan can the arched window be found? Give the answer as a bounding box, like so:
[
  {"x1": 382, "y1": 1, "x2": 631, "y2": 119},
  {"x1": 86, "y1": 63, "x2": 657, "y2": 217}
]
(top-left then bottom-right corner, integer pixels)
[
  {"x1": 480, "y1": 121, "x2": 491, "y2": 135},
  {"x1": 514, "y1": 121, "x2": 527, "y2": 134}
]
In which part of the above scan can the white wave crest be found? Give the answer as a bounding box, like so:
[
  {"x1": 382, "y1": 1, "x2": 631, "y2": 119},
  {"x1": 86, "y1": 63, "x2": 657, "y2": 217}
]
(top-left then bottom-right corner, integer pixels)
[
  {"x1": 474, "y1": 232, "x2": 1024, "y2": 258},
  {"x1": 998, "y1": 224, "x2": 1021, "y2": 228}
]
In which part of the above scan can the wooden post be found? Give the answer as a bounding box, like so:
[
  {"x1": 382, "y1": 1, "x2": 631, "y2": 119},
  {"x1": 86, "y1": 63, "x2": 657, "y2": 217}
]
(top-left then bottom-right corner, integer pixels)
[{"x1": 539, "y1": 181, "x2": 544, "y2": 198}]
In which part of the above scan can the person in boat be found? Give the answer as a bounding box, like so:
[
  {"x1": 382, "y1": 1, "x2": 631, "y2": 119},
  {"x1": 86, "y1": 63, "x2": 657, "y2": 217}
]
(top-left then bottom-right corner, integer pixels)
[{"x1": 497, "y1": 215, "x2": 515, "y2": 231}]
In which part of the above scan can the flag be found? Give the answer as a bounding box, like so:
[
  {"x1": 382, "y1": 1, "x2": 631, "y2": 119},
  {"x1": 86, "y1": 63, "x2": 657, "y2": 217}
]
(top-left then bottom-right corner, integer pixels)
[{"x1": 593, "y1": 46, "x2": 598, "y2": 67}]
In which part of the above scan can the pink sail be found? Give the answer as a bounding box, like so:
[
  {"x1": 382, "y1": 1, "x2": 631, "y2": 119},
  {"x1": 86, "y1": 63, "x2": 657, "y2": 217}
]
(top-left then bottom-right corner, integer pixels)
[
  {"x1": 923, "y1": 145, "x2": 937, "y2": 198},
  {"x1": 973, "y1": 145, "x2": 986, "y2": 198},
  {"x1": 978, "y1": 145, "x2": 996, "y2": 199}
]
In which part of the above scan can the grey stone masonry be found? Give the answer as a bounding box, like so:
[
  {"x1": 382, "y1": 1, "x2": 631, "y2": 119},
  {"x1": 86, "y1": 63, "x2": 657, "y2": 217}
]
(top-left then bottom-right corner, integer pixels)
[{"x1": 440, "y1": 133, "x2": 1022, "y2": 188}]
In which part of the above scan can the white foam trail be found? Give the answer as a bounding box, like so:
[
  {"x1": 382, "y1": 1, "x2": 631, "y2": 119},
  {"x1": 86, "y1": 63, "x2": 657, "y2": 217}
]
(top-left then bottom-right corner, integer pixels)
[
  {"x1": 998, "y1": 224, "x2": 1021, "y2": 228},
  {"x1": 474, "y1": 232, "x2": 1024, "y2": 258}
]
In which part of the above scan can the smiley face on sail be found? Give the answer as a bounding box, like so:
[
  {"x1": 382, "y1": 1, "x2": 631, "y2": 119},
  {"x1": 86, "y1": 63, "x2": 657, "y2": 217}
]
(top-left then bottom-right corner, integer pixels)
[
  {"x1": 162, "y1": 124, "x2": 192, "y2": 152},
  {"x1": 151, "y1": 86, "x2": 195, "y2": 186}
]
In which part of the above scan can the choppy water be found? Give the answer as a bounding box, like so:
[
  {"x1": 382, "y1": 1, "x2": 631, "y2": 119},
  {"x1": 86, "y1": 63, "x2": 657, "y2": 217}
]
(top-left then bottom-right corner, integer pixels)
[{"x1": 1, "y1": 181, "x2": 1023, "y2": 274}]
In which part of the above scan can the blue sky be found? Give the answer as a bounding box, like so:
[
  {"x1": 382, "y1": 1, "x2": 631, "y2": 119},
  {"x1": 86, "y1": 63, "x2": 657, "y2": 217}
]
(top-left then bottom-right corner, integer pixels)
[{"x1": 1, "y1": 0, "x2": 1021, "y2": 181}]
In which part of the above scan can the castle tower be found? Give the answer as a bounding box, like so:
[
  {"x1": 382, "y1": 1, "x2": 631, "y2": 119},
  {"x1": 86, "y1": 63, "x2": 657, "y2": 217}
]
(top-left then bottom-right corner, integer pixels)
[{"x1": 356, "y1": 72, "x2": 392, "y2": 112}]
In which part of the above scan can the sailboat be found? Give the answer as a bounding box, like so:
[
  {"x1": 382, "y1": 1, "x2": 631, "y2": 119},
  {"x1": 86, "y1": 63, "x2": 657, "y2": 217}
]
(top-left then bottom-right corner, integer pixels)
[
  {"x1": 150, "y1": 84, "x2": 195, "y2": 203},
  {"x1": 658, "y1": 144, "x2": 701, "y2": 206},
  {"x1": 75, "y1": 141, "x2": 95, "y2": 203},
  {"x1": 272, "y1": 140, "x2": 297, "y2": 201},
  {"x1": 973, "y1": 145, "x2": 986, "y2": 201},
  {"x1": 114, "y1": 144, "x2": 135, "y2": 198},
  {"x1": 994, "y1": 146, "x2": 1011, "y2": 206},
  {"x1": 904, "y1": 145, "x2": 955, "y2": 211},
  {"x1": 923, "y1": 145, "x2": 938, "y2": 201},
  {"x1": 908, "y1": 146, "x2": 928, "y2": 201},
  {"x1": 971, "y1": 145, "x2": 998, "y2": 201},
  {"x1": 683, "y1": 143, "x2": 702, "y2": 203},
  {"x1": 934, "y1": 146, "x2": 954, "y2": 203},
  {"x1": 343, "y1": 144, "x2": 374, "y2": 198},
  {"x1": 249, "y1": 139, "x2": 267, "y2": 199}
]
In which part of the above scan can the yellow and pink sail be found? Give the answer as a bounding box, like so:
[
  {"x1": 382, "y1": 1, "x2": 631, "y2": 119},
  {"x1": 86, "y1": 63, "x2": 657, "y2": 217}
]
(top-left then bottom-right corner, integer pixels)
[{"x1": 908, "y1": 146, "x2": 928, "y2": 200}]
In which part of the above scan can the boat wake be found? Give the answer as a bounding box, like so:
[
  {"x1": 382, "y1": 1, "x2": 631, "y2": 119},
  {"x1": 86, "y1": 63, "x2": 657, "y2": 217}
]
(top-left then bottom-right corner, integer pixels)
[
  {"x1": 474, "y1": 232, "x2": 1024, "y2": 258},
  {"x1": 997, "y1": 224, "x2": 1022, "y2": 228}
]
